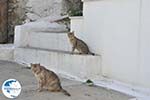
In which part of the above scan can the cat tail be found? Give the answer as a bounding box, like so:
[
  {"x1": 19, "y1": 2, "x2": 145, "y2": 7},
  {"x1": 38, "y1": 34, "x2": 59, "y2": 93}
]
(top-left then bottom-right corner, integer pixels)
[
  {"x1": 89, "y1": 52, "x2": 95, "y2": 56},
  {"x1": 61, "y1": 89, "x2": 71, "y2": 96}
]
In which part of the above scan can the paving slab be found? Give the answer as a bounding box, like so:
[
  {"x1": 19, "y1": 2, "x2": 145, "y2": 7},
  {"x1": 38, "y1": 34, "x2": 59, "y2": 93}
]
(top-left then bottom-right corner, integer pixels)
[{"x1": 0, "y1": 60, "x2": 133, "y2": 100}]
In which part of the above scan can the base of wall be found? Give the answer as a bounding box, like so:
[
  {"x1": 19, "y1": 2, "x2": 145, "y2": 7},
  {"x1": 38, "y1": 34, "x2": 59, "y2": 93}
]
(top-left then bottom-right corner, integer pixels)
[
  {"x1": 60, "y1": 73, "x2": 150, "y2": 100},
  {"x1": 0, "y1": 44, "x2": 14, "y2": 61},
  {"x1": 57, "y1": 71, "x2": 150, "y2": 100},
  {"x1": 14, "y1": 47, "x2": 102, "y2": 80},
  {"x1": 94, "y1": 78, "x2": 150, "y2": 100}
]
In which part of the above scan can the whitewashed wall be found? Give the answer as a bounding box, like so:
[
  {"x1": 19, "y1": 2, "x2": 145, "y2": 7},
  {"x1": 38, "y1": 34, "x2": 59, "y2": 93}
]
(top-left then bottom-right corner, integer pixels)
[
  {"x1": 70, "y1": 16, "x2": 84, "y2": 37},
  {"x1": 139, "y1": 0, "x2": 150, "y2": 88},
  {"x1": 81, "y1": 0, "x2": 150, "y2": 89}
]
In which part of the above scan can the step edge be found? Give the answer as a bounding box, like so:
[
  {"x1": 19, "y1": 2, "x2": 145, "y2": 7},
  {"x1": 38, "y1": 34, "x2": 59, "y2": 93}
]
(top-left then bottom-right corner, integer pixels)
[{"x1": 16, "y1": 47, "x2": 100, "y2": 57}]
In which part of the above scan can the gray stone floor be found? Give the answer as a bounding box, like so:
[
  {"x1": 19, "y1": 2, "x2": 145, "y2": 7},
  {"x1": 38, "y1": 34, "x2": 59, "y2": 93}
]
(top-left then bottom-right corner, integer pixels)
[{"x1": 0, "y1": 60, "x2": 133, "y2": 100}]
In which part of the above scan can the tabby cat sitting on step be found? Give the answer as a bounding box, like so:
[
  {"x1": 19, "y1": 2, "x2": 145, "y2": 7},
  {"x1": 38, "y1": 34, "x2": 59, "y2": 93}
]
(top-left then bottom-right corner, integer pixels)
[{"x1": 67, "y1": 31, "x2": 95, "y2": 55}]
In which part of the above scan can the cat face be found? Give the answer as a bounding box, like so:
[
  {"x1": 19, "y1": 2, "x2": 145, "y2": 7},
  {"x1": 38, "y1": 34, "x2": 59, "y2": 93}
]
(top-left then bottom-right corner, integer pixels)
[
  {"x1": 67, "y1": 31, "x2": 75, "y2": 38},
  {"x1": 31, "y1": 63, "x2": 41, "y2": 74}
]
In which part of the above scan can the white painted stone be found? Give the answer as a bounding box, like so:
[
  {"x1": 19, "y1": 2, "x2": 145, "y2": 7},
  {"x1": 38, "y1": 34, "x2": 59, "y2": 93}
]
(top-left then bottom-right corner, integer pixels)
[
  {"x1": 14, "y1": 47, "x2": 101, "y2": 80},
  {"x1": 81, "y1": 0, "x2": 150, "y2": 91},
  {"x1": 12, "y1": 0, "x2": 150, "y2": 98},
  {"x1": 139, "y1": 0, "x2": 150, "y2": 88},
  {"x1": 70, "y1": 16, "x2": 84, "y2": 38},
  {"x1": 28, "y1": 32, "x2": 71, "y2": 51},
  {"x1": 82, "y1": 0, "x2": 148, "y2": 88},
  {"x1": 14, "y1": 25, "x2": 30, "y2": 47},
  {"x1": 14, "y1": 19, "x2": 68, "y2": 48},
  {"x1": 16, "y1": 21, "x2": 67, "y2": 33},
  {"x1": 0, "y1": 44, "x2": 14, "y2": 61}
]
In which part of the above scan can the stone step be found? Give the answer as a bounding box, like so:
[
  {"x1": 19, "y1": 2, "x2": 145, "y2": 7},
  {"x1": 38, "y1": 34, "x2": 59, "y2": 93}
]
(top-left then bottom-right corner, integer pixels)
[
  {"x1": 28, "y1": 32, "x2": 71, "y2": 51},
  {"x1": 14, "y1": 21, "x2": 69, "y2": 50},
  {"x1": 14, "y1": 47, "x2": 101, "y2": 80}
]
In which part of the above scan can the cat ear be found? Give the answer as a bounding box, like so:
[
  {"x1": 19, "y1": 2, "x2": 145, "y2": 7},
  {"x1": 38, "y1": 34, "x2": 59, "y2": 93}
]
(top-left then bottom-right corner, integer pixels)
[
  {"x1": 71, "y1": 31, "x2": 75, "y2": 35},
  {"x1": 37, "y1": 63, "x2": 40, "y2": 66}
]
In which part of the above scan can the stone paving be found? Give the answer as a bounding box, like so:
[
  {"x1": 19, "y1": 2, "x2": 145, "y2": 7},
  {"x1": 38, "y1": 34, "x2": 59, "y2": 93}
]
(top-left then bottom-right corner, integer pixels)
[{"x1": 0, "y1": 60, "x2": 133, "y2": 100}]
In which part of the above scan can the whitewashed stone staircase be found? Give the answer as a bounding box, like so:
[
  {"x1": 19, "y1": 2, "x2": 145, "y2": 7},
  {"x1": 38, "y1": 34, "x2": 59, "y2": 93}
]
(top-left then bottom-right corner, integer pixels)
[{"x1": 14, "y1": 18, "x2": 102, "y2": 80}]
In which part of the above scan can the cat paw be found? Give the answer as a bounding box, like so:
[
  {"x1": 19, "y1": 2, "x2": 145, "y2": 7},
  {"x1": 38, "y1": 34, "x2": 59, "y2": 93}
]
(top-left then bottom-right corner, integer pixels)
[
  {"x1": 71, "y1": 52, "x2": 74, "y2": 55},
  {"x1": 36, "y1": 88, "x2": 43, "y2": 92},
  {"x1": 79, "y1": 53, "x2": 82, "y2": 55}
]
